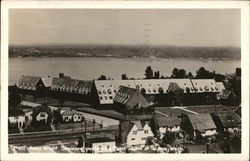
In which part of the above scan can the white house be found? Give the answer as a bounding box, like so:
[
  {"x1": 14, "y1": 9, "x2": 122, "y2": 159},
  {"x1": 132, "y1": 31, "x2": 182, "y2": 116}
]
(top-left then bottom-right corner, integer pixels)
[
  {"x1": 186, "y1": 114, "x2": 217, "y2": 137},
  {"x1": 9, "y1": 111, "x2": 25, "y2": 128},
  {"x1": 86, "y1": 137, "x2": 116, "y2": 153},
  {"x1": 155, "y1": 114, "x2": 181, "y2": 139},
  {"x1": 60, "y1": 108, "x2": 83, "y2": 123},
  {"x1": 119, "y1": 120, "x2": 154, "y2": 147}
]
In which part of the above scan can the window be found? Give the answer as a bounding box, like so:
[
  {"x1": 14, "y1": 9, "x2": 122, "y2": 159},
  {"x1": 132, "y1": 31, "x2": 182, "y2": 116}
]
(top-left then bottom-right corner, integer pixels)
[
  {"x1": 133, "y1": 131, "x2": 137, "y2": 135},
  {"x1": 131, "y1": 138, "x2": 135, "y2": 140},
  {"x1": 99, "y1": 146, "x2": 102, "y2": 151},
  {"x1": 144, "y1": 130, "x2": 148, "y2": 134},
  {"x1": 109, "y1": 96, "x2": 113, "y2": 99},
  {"x1": 99, "y1": 96, "x2": 103, "y2": 100},
  {"x1": 105, "y1": 96, "x2": 108, "y2": 100},
  {"x1": 141, "y1": 137, "x2": 146, "y2": 140},
  {"x1": 107, "y1": 145, "x2": 110, "y2": 149},
  {"x1": 25, "y1": 116, "x2": 29, "y2": 121},
  {"x1": 40, "y1": 113, "x2": 45, "y2": 117}
]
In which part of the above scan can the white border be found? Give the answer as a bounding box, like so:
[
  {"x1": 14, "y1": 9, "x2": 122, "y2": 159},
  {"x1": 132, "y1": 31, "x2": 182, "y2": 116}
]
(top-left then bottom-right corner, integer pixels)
[{"x1": 1, "y1": 1, "x2": 249, "y2": 161}]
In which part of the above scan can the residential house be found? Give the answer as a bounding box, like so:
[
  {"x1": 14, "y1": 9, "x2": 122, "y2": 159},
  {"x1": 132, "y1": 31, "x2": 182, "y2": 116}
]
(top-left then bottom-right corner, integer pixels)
[
  {"x1": 60, "y1": 108, "x2": 83, "y2": 123},
  {"x1": 211, "y1": 111, "x2": 241, "y2": 133},
  {"x1": 32, "y1": 104, "x2": 53, "y2": 127},
  {"x1": 8, "y1": 110, "x2": 25, "y2": 129},
  {"x1": 154, "y1": 113, "x2": 181, "y2": 139},
  {"x1": 113, "y1": 86, "x2": 153, "y2": 115},
  {"x1": 183, "y1": 114, "x2": 217, "y2": 138},
  {"x1": 118, "y1": 120, "x2": 154, "y2": 147},
  {"x1": 50, "y1": 77, "x2": 95, "y2": 104},
  {"x1": 86, "y1": 137, "x2": 116, "y2": 153}
]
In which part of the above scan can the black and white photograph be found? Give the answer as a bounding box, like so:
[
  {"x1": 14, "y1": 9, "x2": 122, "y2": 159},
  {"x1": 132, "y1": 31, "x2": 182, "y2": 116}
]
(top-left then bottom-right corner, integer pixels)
[{"x1": 1, "y1": 1, "x2": 249, "y2": 161}]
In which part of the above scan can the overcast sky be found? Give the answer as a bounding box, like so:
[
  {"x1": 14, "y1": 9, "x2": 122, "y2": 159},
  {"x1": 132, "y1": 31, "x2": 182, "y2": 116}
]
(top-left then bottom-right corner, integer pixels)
[{"x1": 9, "y1": 9, "x2": 240, "y2": 47}]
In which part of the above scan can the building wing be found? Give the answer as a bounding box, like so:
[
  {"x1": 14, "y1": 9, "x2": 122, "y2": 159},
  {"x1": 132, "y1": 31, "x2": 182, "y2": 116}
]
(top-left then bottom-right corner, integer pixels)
[
  {"x1": 188, "y1": 113, "x2": 216, "y2": 132},
  {"x1": 16, "y1": 75, "x2": 42, "y2": 90},
  {"x1": 191, "y1": 79, "x2": 219, "y2": 93}
]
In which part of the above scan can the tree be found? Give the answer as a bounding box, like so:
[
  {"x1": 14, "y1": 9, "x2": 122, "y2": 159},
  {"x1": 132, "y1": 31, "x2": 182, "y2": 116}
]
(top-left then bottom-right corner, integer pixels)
[
  {"x1": 171, "y1": 68, "x2": 187, "y2": 78},
  {"x1": 236, "y1": 68, "x2": 241, "y2": 77},
  {"x1": 121, "y1": 74, "x2": 128, "y2": 80},
  {"x1": 77, "y1": 136, "x2": 84, "y2": 148},
  {"x1": 9, "y1": 90, "x2": 21, "y2": 108},
  {"x1": 178, "y1": 69, "x2": 187, "y2": 78},
  {"x1": 98, "y1": 75, "x2": 107, "y2": 80},
  {"x1": 196, "y1": 67, "x2": 212, "y2": 79},
  {"x1": 171, "y1": 68, "x2": 179, "y2": 78},
  {"x1": 154, "y1": 71, "x2": 160, "y2": 79},
  {"x1": 145, "y1": 66, "x2": 154, "y2": 79},
  {"x1": 187, "y1": 72, "x2": 194, "y2": 79}
]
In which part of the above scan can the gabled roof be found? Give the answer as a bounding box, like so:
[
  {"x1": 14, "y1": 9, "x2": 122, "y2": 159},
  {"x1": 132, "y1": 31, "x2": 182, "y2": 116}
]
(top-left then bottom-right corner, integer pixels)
[
  {"x1": 33, "y1": 104, "x2": 52, "y2": 115},
  {"x1": 16, "y1": 75, "x2": 43, "y2": 90},
  {"x1": 191, "y1": 79, "x2": 219, "y2": 93},
  {"x1": 41, "y1": 77, "x2": 53, "y2": 87},
  {"x1": 217, "y1": 111, "x2": 241, "y2": 128},
  {"x1": 51, "y1": 77, "x2": 94, "y2": 95},
  {"x1": 187, "y1": 114, "x2": 216, "y2": 132},
  {"x1": 215, "y1": 82, "x2": 226, "y2": 92},
  {"x1": 113, "y1": 86, "x2": 150, "y2": 109},
  {"x1": 168, "y1": 82, "x2": 183, "y2": 93},
  {"x1": 94, "y1": 80, "x2": 136, "y2": 104},
  {"x1": 119, "y1": 120, "x2": 148, "y2": 143},
  {"x1": 61, "y1": 109, "x2": 82, "y2": 116},
  {"x1": 155, "y1": 113, "x2": 180, "y2": 128},
  {"x1": 119, "y1": 120, "x2": 135, "y2": 143}
]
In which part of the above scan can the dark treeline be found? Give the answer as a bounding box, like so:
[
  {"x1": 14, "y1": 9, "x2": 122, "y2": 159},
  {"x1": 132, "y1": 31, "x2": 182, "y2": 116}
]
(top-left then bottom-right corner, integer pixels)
[{"x1": 9, "y1": 45, "x2": 240, "y2": 59}]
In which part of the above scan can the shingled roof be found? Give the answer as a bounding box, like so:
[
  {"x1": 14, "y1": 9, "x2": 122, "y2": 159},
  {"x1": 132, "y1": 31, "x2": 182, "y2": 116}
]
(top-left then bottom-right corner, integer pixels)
[
  {"x1": 217, "y1": 111, "x2": 241, "y2": 128},
  {"x1": 191, "y1": 79, "x2": 219, "y2": 93},
  {"x1": 51, "y1": 77, "x2": 94, "y2": 95},
  {"x1": 187, "y1": 114, "x2": 216, "y2": 132},
  {"x1": 119, "y1": 120, "x2": 148, "y2": 143},
  {"x1": 155, "y1": 113, "x2": 180, "y2": 128},
  {"x1": 113, "y1": 86, "x2": 150, "y2": 110},
  {"x1": 16, "y1": 75, "x2": 43, "y2": 90}
]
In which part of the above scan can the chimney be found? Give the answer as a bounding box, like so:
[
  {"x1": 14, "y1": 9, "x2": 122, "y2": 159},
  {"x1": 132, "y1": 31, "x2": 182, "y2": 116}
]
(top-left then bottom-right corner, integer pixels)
[{"x1": 59, "y1": 73, "x2": 64, "y2": 78}]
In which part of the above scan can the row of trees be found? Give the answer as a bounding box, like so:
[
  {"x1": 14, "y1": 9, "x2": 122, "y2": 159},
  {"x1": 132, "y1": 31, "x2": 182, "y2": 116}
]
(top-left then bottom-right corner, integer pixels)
[
  {"x1": 142, "y1": 66, "x2": 241, "y2": 82},
  {"x1": 97, "y1": 66, "x2": 240, "y2": 83}
]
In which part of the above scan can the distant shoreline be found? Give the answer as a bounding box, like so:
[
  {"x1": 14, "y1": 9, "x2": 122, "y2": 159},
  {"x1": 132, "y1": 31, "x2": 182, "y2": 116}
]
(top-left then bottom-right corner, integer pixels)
[
  {"x1": 9, "y1": 56, "x2": 240, "y2": 61},
  {"x1": 9, "y1": 45, "x2": 241, "y2": 60}
]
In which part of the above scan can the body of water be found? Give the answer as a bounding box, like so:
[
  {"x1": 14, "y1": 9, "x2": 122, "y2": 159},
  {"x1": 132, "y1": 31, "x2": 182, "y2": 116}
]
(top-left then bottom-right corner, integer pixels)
[{"x1": 9, "y1": 57, "x2": 240, "y2": 85}]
